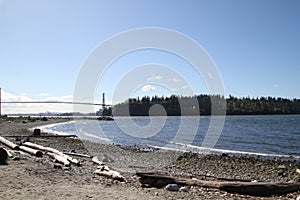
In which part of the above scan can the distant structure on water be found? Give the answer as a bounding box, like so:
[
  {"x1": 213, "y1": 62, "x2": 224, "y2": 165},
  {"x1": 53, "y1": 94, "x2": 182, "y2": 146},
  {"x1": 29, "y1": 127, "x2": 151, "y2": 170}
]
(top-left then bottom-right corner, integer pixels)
[
  {"x1": 102, "y1": 93, "x2": 105, "y2": 110},
  {"x1": 96, "y1": 93, "x2": 112, "y2": 116}
]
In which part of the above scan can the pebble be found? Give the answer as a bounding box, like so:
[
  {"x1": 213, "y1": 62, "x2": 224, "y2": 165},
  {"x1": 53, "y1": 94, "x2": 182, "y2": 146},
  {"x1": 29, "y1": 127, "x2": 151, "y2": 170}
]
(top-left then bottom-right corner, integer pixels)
[
  {"x1": 179, "y1": 186, "x2": 188, "y2": 192},
  {"x1": 166, "y1": 184, "x2": 179, "y2": 191},
  {"x1": 278, "y1": 164, "x2": 286, "y2": 169}
]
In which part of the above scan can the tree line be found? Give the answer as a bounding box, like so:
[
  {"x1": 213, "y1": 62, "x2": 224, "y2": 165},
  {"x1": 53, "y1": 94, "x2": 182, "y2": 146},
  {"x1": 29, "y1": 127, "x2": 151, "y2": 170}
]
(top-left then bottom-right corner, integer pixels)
[{"x1": 101, "y1": 95, "x2": 300, "y2": 116}]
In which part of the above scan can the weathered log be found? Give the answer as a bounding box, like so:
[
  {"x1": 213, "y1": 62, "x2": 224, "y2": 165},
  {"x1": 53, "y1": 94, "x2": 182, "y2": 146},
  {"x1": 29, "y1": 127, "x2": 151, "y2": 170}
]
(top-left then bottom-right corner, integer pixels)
[
  {"x1": 92, "y1": 156, "x2": 104, "y2": 166},
  {"x1": 63, "y1": 152, "x2": 92, "y2": 159},
  {"x1": 47, "y1": 152, "x2": 70, "y2": 167},
  {"x1": 23, "y1": 142, "x2": 80, "y2": 165},
  {"x1": 0, "y1": 136, "x2": 19, "y2": 150},
  {"x1": 136, "y1": 172, "x2": 300, "y2": 196},
  {"x1": 23, "y1": 142, "x2": 60, "y2": 154},
  {"x1": 94, "y1": 166, "x2": 125, "y2": 182},
  {"x1": 19, "y1": 146, "x2": 43, "y2": 157},
  {"x1": 0, "y1": 147, "x2": 8, "y2": 164},
  {"x1": 195, "y1": 173, "x2": 252, "y2": 182},
  {"x1": 216, "y1": 181, "x2": 300, "y2": 196}
]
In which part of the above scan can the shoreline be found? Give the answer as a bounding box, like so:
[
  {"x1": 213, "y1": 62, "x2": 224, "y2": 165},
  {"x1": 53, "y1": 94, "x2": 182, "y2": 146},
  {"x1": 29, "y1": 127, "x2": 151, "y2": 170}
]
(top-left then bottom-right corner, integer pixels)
[
  {"x1": 0, "y1": 118, "x2": 299, "y2": 199},
  {"x1": 32, "y1": 119, "x2": 300, "y2": 162}
]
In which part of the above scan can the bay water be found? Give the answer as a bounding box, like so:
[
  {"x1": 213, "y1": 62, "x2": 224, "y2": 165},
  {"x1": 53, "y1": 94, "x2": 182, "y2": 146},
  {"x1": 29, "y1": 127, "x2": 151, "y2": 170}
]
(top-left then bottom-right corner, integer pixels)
[{"x1": 36, "y1": 115, "x2": 300, "y2": 159}]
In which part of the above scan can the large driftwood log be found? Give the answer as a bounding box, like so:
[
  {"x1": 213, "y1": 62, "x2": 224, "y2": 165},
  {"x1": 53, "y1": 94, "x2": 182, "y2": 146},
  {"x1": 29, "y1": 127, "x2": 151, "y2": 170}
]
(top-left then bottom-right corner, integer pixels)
[
  {"x1": 0, "y1": 147, "x2": 8, "y2": 164},
  {"x1": 0, "y1": 136, "x2": 19, "y2": 150},
  {"x1": 47, "y1": 152, "x2": 70, "y2": 167},
  {"x1": 94, "y1": 166, "x2": 125, "y2": 182},
  {"x1": 19, "y1": 146, "x2": 43, "y2": 157},
  {"x1": 136, "y1": 172, "x2": 300, "y2": 196},
  {"x1": 23, "y1": 142, "x2": 80, "y2": 165}
]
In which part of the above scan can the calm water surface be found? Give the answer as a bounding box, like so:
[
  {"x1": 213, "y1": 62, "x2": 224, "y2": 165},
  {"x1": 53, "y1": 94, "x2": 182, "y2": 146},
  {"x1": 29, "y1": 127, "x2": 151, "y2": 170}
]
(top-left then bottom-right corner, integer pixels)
[{"x1": 37, "y1": 115, "x2": 300, "y2": 158}]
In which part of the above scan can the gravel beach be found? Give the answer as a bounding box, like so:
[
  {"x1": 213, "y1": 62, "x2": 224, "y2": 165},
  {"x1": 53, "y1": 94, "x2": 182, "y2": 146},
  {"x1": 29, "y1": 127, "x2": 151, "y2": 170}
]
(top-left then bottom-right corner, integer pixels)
[{"x1": 0, "y1": 118, "x2": 299, "y2": 199}]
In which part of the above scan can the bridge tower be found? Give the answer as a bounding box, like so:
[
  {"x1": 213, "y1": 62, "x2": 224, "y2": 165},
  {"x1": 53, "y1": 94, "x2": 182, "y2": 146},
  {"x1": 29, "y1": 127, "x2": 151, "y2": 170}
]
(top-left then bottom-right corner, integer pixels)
[{"x1": 102, "y1": 93, "x2": 105, "y2": 110}]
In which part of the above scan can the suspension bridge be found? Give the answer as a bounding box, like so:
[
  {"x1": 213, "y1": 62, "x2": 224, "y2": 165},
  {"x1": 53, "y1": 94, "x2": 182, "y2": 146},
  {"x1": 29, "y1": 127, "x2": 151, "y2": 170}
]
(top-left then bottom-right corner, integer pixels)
[{"x1": 0, "y1": 88, "x2": 111, "y2": 115}]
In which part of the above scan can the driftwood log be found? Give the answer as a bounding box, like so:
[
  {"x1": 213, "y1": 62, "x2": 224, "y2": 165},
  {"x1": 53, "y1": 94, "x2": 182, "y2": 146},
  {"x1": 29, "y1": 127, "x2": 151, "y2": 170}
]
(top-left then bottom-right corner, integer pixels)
[
  {"x1": 47, "y1": 152, "x2": 70, "y2": 167},
  {"x1": 23, "y1": 142, "x2": 60, "y2": 154},
  {"x1": 63, "y1": 152, "x2": 92, "y2": 159},
  {"x1": 92, "y1": 156, "x2": 104, "y2": 166},
  {"x1": 19, "y1": 146, "x2": 43, "y2": 157},
  {"x1": 23, "y1": 142, "x2": 80, "y2": 165},
  {"x1": 0, "y1": 147, "x2": 8, "y2": 164},
  {"x1": 92, "y1": 156, "x2": 125, "y2": 182},
  {"x1": 0, "y1": 136, "x2": 19, "y2": 150},
  {"x1": 94, "y1": 166, "x2": 125, "y2": 182},
  {"x1": 136, "y1": 172, "x2": 300, "y2": 196}
]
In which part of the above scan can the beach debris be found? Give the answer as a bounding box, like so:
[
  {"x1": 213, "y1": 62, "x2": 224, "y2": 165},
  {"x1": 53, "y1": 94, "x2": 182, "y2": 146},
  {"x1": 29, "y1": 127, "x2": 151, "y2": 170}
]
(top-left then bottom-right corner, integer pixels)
[
  {"x1": 136, "y1": 172, "x2": 300, "y2": 196},
  {"x1": 179, "y1": 186, "x2": 188, "y2": 192},
  {"x1": 63, "y1": 151, "x2": 92, "y2": 159},
  {"x1": 92, "y1": 156, "x2": 104, "y2": 166},
  {"x1": 3, "y1": 147, "x2": 13, "y2": 158},
  {"x1": 69, "y1": 149, "x2": 76, "y2": 153},
  {"x1": 19, "y1": 145, "x2": 43, "y2": 157},
  {"x1": 23, "y1": 142, "x2": 60, "y2": 154},
  {"x1": 53, "y1": 163, "x2": 63, "y2": 170},
  {"x1": 165, "y1": 184, "x2": 179, "y2": 191},
  {"x1": 0, "y1": 136, "x2": 19, "y2": 150},
  {"x1": 0, "y1": 147, "x2": 8, "y2": 164},
  {"x1": 47, "y1": 152, "x2": 70, "y2": 167},
  {"x1": 94, "y1": 165, "x2": 125, "y2": 182},
  {"x1": 296, "y1": 168, "x2": 300, "y2": 175},
  {"x1": 22, "y1": 142, "x2": 80, "y2": 166},
  {"x1": 8, "y1": 150, "x2": 21, "y2": 161},
  {"x1": 33, "y1": 128, "x2": 41, "y2": 136}
]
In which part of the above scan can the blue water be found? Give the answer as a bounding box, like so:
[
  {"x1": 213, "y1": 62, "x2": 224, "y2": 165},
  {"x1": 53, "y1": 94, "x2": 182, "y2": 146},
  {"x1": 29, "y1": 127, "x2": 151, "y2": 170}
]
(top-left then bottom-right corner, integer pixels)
[{"x1": 36, "y1": 115, "x2": 300, "y2": 158}]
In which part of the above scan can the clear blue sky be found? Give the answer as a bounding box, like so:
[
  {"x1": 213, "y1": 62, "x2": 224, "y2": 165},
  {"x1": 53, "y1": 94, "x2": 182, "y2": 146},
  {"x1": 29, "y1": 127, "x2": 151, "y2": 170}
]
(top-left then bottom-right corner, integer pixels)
[{"x1": 0, "y1": 0, "x2": 299, "y2": 113}]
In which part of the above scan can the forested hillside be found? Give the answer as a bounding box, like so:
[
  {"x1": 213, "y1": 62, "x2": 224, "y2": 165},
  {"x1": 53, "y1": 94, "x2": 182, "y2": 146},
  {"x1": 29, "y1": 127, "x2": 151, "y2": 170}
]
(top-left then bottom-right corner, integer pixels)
[{"x1": 104, "y1": 95, "x2": 300, "y2": 116}]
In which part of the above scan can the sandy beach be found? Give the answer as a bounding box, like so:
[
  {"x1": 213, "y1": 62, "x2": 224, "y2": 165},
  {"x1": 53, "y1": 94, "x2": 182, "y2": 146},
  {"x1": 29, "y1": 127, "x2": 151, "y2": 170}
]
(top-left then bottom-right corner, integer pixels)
[{"x1": 0, "y1": 117, "x2": 299, "y2": 200}]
